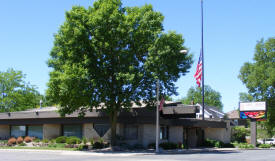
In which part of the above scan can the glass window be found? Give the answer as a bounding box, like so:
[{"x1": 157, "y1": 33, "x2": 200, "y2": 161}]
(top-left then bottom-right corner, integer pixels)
[
  {"x1": 93, "y1": 124, "x2": 110, "y2": 137},
  {"x1": 28, "y1": 125, "x2": 43, "y2": 139},
  {"x1": 160, "y1": 126, "x2": 169, "y2": 140},
  {"x1": 63, "y1": 124, "x2": 82, "y2": 138},
  {"x1": 124, "y1": 125, "x2": 138, "y2": 140},
  {"x1": 11, "y1": 126, "x2": 26, "y2": 138}
]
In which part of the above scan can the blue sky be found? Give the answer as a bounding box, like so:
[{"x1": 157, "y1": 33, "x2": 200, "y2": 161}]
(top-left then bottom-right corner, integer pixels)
[{"x1": 0, "y1": 0, "x2": 274, "y2": 112}]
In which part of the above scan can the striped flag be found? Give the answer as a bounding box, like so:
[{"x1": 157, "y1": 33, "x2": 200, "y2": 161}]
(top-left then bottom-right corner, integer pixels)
[
  {"x1": 194, "y1": 51, "x2": 203, "y2": 87},
  {"x1": 159, "y1": 97, "x2": 165, "y2": 111}
]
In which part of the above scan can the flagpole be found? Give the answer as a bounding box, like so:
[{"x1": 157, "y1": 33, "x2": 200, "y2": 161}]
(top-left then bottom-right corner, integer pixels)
[
  {"x1": 201, "y1": 0, "x2": 205, "y2": 120},
  {"x1": 155, "y1": 79, "x2": 160, "y2": 153}
]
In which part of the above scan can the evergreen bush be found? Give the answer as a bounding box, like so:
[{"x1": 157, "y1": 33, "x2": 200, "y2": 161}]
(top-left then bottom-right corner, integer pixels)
[
  {"x1": 66, "y1": 136, "x2": 81, "y2": 144},
  {"x1": 55, "y1": 136, "x2": 67, "y2": 143}
]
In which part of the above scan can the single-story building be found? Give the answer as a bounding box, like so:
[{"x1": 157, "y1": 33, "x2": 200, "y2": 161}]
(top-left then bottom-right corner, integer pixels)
[{"x1": 0, "y1": 102, "x2": 231, "y2": 148}]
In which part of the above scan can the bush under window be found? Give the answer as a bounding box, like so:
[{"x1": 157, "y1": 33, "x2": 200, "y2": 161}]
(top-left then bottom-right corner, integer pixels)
[{"x1": 56, "y1": 136, "x2": 67, "y2": 143}]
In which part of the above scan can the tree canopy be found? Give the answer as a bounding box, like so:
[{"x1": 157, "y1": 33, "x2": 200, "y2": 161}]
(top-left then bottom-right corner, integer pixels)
[
  {"x1": 181, "y1": 85, "x2": 223, "y2": 111},
  {"x1": 239, "y1": 37, "x2": 275, "y2": 134},
  {"x1": 239, "y1": 92, "x2": 254, "y2": 102},
  {"x1": 0, "y1": 69, "x2": 42, "y2": 112},
  {"x1": 47, "y1": 0, "x2": 193, "y2": 145}
]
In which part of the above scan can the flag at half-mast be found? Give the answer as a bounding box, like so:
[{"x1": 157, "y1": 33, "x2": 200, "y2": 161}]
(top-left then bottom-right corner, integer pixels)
[
  {"x1": 194, "y1": 51, "x2": 202, "y2": 87},
  {"x1": 159, "y1": 97, "x2": 165, "y2": 111}
]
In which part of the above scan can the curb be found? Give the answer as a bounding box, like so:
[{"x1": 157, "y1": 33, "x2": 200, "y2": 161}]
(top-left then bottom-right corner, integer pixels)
[{"x1": 0, "y1": 147, "x2": 273, "y2": 155}]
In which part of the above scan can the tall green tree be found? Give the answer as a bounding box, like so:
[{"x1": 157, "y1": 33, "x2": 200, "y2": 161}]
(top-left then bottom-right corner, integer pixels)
[
  {"x1": 239, "y1": 92, "x2": 254, "y2": 102},
  {"x1": 47, "y1": 0, "x2": 192, "y2": 145},
  {"x1": 0, "y1": 69, "x2": 41, "y2": 112},
  {"x1": 239, "y1": 37, "x2": 275, "y2": 135},
  {"x1": 181, "y1": 85, "x2": 223, "y2": 111}
]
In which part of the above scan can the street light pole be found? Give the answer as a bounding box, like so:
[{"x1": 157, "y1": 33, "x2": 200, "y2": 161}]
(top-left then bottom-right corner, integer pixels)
[
  {"x1": 155, "y1": 50, "x2": 187, "y2": 153},
  {"x1": 155, "y1": 79, "x2": 160, "y2": 153}
]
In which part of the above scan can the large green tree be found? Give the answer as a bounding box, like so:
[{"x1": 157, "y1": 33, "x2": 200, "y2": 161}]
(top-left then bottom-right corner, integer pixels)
[
  {"x1": 239, "y1": 92, "x2": 254, "y2": 102},
  {"x1": 239, "y1": 37, "x2": 275, "y2": 135},
  {"x1": 181, "y1": 85, "x2": 223, "y2": 111},
  {"x1": 47, "y1": 0, "x2": 192, "y2": 145},
  {"x1": 0, "y1": 69, "x2": 41, "y2": 112}
]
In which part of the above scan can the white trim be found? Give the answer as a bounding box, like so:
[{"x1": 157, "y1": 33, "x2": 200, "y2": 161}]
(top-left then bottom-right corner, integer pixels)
[
  {"x1": 209, "y1": 108, "x2": 225, "y2": 116},
  {"x1": 196, "y1": 103, "x2": 224, "y2": 119}
]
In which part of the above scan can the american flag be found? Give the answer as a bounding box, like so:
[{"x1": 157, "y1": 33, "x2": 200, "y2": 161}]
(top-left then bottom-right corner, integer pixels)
[
  {"x1": 159, "y1": 97, "x2": 165, "y2": 111},
  {"x1": 194, "y1": 51, "x2": 202, "y2": 87}
]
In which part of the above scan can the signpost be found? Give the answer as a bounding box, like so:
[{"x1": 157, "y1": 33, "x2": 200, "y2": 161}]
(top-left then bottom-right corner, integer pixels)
[{"x1": 239, "y1": 101, "x2": 266, "y2": 147}]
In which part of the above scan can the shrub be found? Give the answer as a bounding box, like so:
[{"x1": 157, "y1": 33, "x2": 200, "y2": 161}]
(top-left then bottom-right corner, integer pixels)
[
  {"x1": 203, "y1": 139, "x2": 217, "y2": 147},
  {"x1": 231, "y1": 127, "x2": 249, "y2": 143},
  {"x1": 90, "y1": 138, "x2": 95, "y2": 145},
  {"x1": 203, "y1": 139, "x2": 227, "y2": 148},
  {"x1": 77, "y1": 144, "x2": 84, "y2": 150},
  {"x1": 178, "y1": 142, "x2": 184, "y2": 149},
  {"x1": 66, "y1": 136, "x2": 81, "y2": 145},
  {"x1": 222, "y1": 143, "x2": 235, "y2": 148},
  {"x1": 24, "y1": 136, "x2": 32, "y2": 143},
  {"x1": 147, "y1": 143, "x2": 156, "y2": 149},
  {"x1": 147, "y1": 142, "x2": 179, "y2": 150},
  {"x1": 7, "y1": 138, "x2": 16, "y2": 146},
  {"x1": 82, "y1": 137, "x2": 87, "y2": 144},
  {"x1": 238, "y1": 143, "x2": 254, "y2": 149},
  {"x1": 0, "y1": 140, "x2": 8, "y2": 146},
  {"x1": 93, "y1": 142, "x2": 104, "y2": 149},
  {"x1": 133, "y1": 144, "x2": 144, "y2": 149},
  {"x1": 50, "y1": 139, "x2": 56, "y2": 144},
  {"x1": 16, "y1": 137, "x2": 24, "y2": 144},
  {"x1": 33, "y1": 138, "x2": 40, "y2": 143},
  {"x1": 19, "y1": 142, "x2": 26, "y2": 146},
  {"x1": 42, "y1": 139, "x2": 49, "y2": 143},
  {"x1": 77, "y1": 144, "x2": 89, "y2": 150},
  {"x1": 56, "y1": 136, "x2": 67, "y2": 143},
  {"x1": 214, "y1": 141, "x2": 224, "y2": 148},
  {"x1": 99, "y1": 137, "x2": 104, "y2": 144},
  {"x1": 159, "y1": 142, "x2": 178, "y2": 150},
  {"x1": 259, "y1": 144, "x2": 271, "y2": 148},
  {"x1": 48, "y1": 143, "x2": 56, "y2": 148}
]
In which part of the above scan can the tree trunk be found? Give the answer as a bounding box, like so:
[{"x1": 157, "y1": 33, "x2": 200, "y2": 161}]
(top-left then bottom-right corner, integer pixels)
[{"x1": 110, "y1": 110, "x2": 118, "y2": 147}]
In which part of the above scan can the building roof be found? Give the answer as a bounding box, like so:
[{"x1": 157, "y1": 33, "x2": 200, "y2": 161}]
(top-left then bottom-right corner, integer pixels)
[
  {"x1": 0, "y1": 102, "x2": 227, "y2": 128},
  {"x1": 226, "y1": 110, "x2": 240, "y2": 119},
  {"x1": 197, "y1": 103, "x2": 225, "y2": 119},
  {"x1": 0, "y1": 102, "x2": 198, "y2": 120}
]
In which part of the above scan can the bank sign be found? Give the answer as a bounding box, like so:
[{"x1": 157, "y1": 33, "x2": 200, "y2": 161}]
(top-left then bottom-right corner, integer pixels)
[{"x1": 239, "y1": 102, "x2": 266, "y2": 120}]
